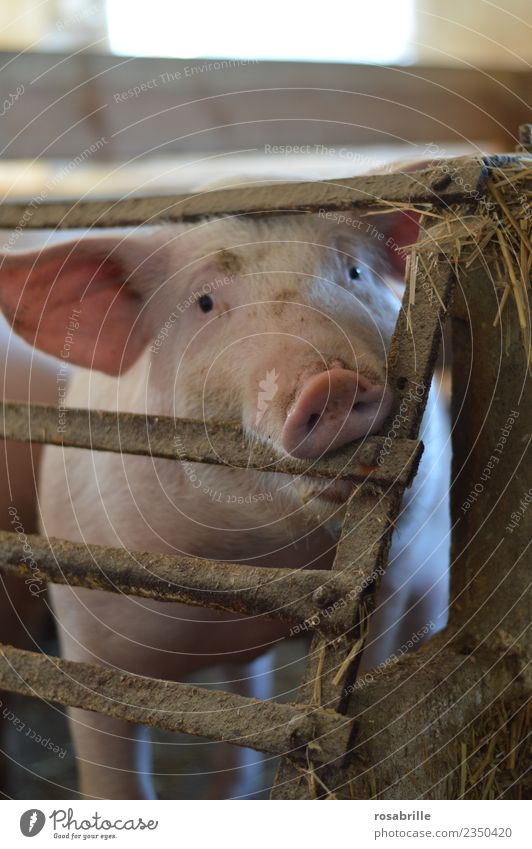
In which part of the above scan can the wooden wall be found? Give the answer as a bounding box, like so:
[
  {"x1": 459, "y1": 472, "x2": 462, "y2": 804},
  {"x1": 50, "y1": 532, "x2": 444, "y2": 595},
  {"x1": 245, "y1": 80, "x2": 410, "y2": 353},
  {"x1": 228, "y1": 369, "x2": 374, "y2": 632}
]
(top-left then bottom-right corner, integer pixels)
[{"x1": 2, "y1": 52, "x2": 530, "y2": 160}]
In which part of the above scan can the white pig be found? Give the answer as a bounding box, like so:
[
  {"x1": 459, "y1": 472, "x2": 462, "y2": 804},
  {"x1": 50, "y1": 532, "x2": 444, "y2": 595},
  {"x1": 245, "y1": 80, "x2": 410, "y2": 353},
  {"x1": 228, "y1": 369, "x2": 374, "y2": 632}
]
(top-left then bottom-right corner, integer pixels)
[{"x1": 0, "y1": 193, "x2": 450, "y2": 799}]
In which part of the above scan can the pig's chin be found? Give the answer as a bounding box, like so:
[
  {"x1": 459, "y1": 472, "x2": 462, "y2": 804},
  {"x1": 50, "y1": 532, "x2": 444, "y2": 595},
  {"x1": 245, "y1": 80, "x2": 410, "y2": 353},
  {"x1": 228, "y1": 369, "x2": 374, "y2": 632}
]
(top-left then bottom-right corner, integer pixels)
[
  {"x1": 290, "y1": 476, "x2": 354, "y2": 530},
  {"x1": 297, "y1": 478, "x2": 354, "y2": 504}
]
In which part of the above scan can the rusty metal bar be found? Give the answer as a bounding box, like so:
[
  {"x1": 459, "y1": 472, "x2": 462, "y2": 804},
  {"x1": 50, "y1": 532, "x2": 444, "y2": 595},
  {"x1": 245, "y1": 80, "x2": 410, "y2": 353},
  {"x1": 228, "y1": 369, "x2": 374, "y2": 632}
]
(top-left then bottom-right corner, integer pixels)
[
  {"x1": 0, "y1": 643, "x2": 353, "y2": 763},
  {"x1": 0, "y1": 402, "x2": 423, "y2": 488},
  {"x1": 0, "y1": 530, "x2": 360, "y2": 636},
  {"x1": 0, "y1": 159, "x2": 487, "y2": 230},
  {"x1": 385, "y1": 245, "x2": 460, "y2": 442}
]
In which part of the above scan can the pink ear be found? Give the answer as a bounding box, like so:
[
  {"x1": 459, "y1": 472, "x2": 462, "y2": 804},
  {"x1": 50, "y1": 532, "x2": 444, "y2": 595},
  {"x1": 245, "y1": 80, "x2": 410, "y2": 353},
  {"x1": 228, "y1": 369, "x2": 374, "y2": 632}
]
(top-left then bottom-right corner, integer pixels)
[
  {"x1": 383, "y1": 210, "x2": 422, "y2": 276},
  {"x1": 382, "y1": 158, "x2": 442, "y2": 276},
  {"x1": 0, "y1": 239, "x2": 150, "y2": 375}
]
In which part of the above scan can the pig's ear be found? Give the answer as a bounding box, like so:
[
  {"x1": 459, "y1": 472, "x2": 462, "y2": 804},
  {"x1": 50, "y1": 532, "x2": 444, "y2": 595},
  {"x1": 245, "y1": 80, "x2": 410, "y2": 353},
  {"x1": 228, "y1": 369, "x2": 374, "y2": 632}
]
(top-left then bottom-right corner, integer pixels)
[
  {"x1": 0, "y1": 236, "x2": 158, "y2": 375},
  {"x1": 378, "y1": 209, "x2": 422, "y2": 277},
  {"x1": 372, "y1": 159, "x2": 436, "y2": 278}
]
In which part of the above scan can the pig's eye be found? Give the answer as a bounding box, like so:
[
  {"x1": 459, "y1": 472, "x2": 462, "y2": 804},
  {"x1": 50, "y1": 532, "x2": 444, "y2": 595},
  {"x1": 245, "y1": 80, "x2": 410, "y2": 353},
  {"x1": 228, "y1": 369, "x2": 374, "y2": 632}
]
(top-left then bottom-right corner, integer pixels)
[
  {"x1": 198, "y1": 294, "x2": 214, "y2": 313},
  {"x1": 349, "y1": 266, "x2": 362, "y2": 280}
]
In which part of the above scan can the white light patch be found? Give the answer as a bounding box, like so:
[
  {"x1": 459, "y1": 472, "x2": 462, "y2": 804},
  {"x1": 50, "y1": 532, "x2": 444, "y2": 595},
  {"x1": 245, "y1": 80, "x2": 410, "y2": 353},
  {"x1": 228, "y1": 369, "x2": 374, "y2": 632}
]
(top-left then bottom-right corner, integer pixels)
[{"x1": 106, "y1": 0, "x2": 415, "y2": 64}]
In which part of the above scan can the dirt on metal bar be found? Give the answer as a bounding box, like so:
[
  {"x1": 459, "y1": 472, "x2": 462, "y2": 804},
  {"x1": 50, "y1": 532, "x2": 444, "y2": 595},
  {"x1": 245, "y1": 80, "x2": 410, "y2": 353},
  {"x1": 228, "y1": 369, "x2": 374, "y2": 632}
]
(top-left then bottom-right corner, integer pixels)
[
  {"x1": 0, "y1": 643, "x2": 354, "y2": 764},
  {"x1": 0, "y1": 159, "x2": 486, "y2": 230},
  {"x1": 0, "y1": 530, "x2": 361, "y2": 636},
  {"x1": 0, "y1": 402, "x2": 422, "y2": 488}
]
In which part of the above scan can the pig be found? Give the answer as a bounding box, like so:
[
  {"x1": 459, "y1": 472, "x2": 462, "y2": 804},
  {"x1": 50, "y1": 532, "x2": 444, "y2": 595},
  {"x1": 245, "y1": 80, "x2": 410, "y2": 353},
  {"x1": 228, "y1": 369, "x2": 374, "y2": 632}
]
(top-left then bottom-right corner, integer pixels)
[{"x1": 0, "y1": 189, "x2": 450, "y2": 799}]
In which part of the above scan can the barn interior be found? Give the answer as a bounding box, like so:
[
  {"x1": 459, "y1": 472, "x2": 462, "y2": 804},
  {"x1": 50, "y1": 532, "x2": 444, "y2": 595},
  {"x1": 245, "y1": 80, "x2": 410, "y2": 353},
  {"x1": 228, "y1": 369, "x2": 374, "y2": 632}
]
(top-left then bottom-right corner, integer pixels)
[{"x1": 0, "y1": 0, "x2": 530, "y2": 801}]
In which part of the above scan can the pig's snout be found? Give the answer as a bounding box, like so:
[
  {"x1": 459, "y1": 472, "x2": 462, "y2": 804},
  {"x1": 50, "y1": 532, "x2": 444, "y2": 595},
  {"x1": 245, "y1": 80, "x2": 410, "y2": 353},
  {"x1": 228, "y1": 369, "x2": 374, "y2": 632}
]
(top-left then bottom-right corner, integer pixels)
[{"x1": 282, "y1": 368, "x2": 392, "y2": 459}]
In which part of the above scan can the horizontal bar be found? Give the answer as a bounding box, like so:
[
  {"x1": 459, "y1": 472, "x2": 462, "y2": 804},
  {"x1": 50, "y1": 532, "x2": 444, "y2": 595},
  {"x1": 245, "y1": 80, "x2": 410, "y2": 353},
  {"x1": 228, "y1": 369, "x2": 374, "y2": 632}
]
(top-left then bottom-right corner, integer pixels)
[
  {"x1": 0, "y1": 402, "x2": 423, "y2": 488},
  {"x1": 0, "y1": 159, "x2": 487, "y2": 230},
  {"x1": 0, "y1": 643, "x2": 353, "y2": 764},
  {"x1": 0, "y1": 530, "x2": 359, "y2": 636}
]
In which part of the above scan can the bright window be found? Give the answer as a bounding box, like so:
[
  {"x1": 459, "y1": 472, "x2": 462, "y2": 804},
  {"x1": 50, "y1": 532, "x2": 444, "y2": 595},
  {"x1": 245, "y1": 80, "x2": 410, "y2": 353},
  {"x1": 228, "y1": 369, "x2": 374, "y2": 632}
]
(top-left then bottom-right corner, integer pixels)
[{"x1": 106, "y1": 0, "x2": 415, "y2": 64}]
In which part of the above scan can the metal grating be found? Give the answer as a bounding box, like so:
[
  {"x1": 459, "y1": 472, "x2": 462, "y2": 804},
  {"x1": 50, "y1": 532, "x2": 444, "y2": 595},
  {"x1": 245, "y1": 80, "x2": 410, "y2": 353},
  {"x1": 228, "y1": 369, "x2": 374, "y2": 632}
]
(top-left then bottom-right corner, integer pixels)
[{"x1": 0, "y1": 153, "x2": 527, "y2": 798}]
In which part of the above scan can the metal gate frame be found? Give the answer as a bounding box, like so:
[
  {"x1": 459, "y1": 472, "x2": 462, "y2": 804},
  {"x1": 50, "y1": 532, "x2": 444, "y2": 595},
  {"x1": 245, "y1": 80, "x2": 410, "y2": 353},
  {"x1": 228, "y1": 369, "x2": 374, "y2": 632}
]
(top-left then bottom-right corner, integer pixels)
[{"x1": 0, "y1": 150, "x2": 529, "y2": 799}]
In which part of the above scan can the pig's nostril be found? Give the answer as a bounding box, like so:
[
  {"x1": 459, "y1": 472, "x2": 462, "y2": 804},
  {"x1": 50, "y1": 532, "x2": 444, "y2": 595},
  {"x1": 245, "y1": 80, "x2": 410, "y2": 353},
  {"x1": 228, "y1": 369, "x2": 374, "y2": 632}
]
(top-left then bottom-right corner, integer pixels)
[{"x1": 307, "y1": 413, "x2": 320, "y2": 432}]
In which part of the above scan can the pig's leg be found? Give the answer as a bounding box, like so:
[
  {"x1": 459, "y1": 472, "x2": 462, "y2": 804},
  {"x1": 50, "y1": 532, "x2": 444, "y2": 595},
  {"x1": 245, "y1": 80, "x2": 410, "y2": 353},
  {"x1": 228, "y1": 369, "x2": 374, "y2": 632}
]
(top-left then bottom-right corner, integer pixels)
[
  {"x1": 67, "y1": 709, "x2": 155, "y2": 800},
  {"x1": 50, "y1": 584, "x2": 286, "y2": 799},
  {"x1": 53, "y1": 618, "x2": 156, "y2": 800}
]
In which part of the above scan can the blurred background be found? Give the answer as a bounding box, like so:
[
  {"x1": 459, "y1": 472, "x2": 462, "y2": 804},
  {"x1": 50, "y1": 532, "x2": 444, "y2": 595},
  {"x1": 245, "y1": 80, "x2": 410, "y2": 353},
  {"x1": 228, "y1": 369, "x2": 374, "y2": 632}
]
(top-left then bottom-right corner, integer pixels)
[
  {"x1": 0, "y1": 0, "x2": 531, "y2": 200},
  {"x1": 0, "y1": 0, "x2": 530, "y2": 800}
]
